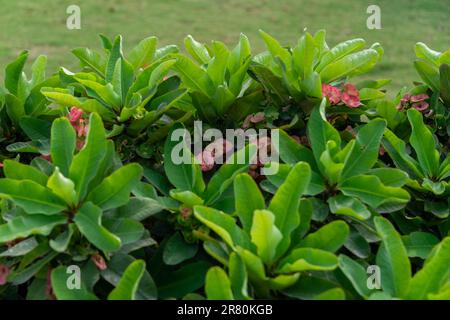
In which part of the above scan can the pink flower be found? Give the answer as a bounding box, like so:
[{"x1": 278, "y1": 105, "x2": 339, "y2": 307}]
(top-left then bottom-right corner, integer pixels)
[
  {"x1": 341, "y1": 93, "x2": 361, "y2": 108},
  {"x1": 0, "y1": 264, "x2": 9, "y2": 285},
  {"x1": 341, "y1": 83, "x2": 361, "y2": 108},
  {"x1": 180, "y1": 207, "x2": 192, "y2": 220},
  {"x1": 249, "y1": 136, "x2": 272, "y2": 166},
  {"x1": 75, "y1": 119, "x2": 87, "y2": 138},
  {"x1": 196, "y1": 139, "x2": 233, "y2": 172},
  {"x1": 322, "y1": 84, "x2": 341, "y2": 105},
  {"x1": 343, "y1": 83, "x2": 359, "y2": 96},
  {"x1": 397, "y1": 93, "x2": 430, "y2": 113},
  {"x1": 91, "y1": 254, "x2": 107, "y2": 271},
  {"x1": 69, "y1": 107, "x2": 83, "y2": 124},
  {"x1": 242, "y1": 112, "x2": 265, "y2": 129},
  {"x1": 410, "y1": 94, "x2": 429, "y2": 103},
  {"x1": 0, "y1": 162, "x2": 3, "y2": 168},
  {"x1": 412, "y1": 101, "x2": 429, "y2": 111},
  {"x1": 40, "y1": 154, "x2": 52, "y2": 162}
]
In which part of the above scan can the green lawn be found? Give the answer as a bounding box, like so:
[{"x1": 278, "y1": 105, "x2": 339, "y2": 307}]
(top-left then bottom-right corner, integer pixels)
[{"x1": 0, "y1": 0, "x2": 449, "y2": 92}]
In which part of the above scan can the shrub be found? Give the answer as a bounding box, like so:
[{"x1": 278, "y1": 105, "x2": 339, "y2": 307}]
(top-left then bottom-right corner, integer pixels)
[{"x1": 0, "y1": 32, "x2": 448, "y2": 300}]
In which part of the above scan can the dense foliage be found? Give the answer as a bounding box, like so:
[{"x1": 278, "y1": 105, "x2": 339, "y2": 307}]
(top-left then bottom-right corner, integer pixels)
[{"x1": 0, "y1": 31, "x2": 449, "y2": 300}]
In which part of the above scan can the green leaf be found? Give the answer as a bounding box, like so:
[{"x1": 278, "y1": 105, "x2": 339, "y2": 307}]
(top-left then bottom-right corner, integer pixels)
[
  {"x1": 50, "y1": 117, "x2": 76, "y2": 177},
  {"x1": 40, "y1": 87, "x2": 82, "y2": 107},
  {"x1": 51, "y1": 265, "x2": 98, "y2": 300},
  {"x1": 277, "y1": 248, "x2": 338, "y2": 273},
  {"x1": 440, "y1": 64, "x2": 450, "y2": 104},
  {"x1": 293, "y1": 32, "x2": 317, "y2": 78},
  {"x1": 268, "y1": 162, "x2": 311, "y2": 258},
  {"x1": 5, "y1": 51, "x2": 28, "y2": 96},
  {"x1": 73, "y1": 202, "x2": 121, "y2": 252},
  {"x1": 101, "y1": 254, "x2": 157, "y2": 300},
  {"x1": 374, "y1": 216, "x2": 411, "y2": 297},
  {"x1": 75, "y1": 77, "x2": 121, "y2": 108},
  {"x1": 320, "y1": 49, "x2": 379, "y2": 82},
  {"x1": 382, "y1": 128, "x2": 423, "y2": 179},
  {"x1": 0, "y1": 179, "x2": 67, "y2": 214},
  {"x1": 204, "y1": 144, "x2": 257, "y2": 204},
  {"x1": 405, "y1": 237, "x2": 450, "y2": 299},
  {"x1": 338, "y1": 254, "x2": 372, "y2": 298},
  {"x1": 172, "y1": 54, "x2": 215, "y2": 98},
  {"x1": 0, "y1": 237, "x2": 38, "y2": 257},
  {"x1": 341, "y1": 119, "x2": 386, "y2": 180},
  {"x1": 307, "y1": 100, "x2": 341, "y2": 175},
  {"x1": 164, "y1": 126, "x2": 204, "y2": 193},
  {"x1": 47, "y1": 167, "x2": 77, "y2": 206},
  {"x1": 415, "y1": 42, "x2": 440, "y2": 66},
  {"x1": 205, "y1": 267, "x2": 234, "y2": 300},
  {"x1": 2, "y1": 160, "x2": 48, "y2": 186},
  {"x1": 233, "y1": 173, "x2": 265, "y2": 233},
  {"x1": 19, "y1": 117, "x2": 51, "y2": 141},
  {"x1": 359, "y1": 88, "x2": 385, "y2": 100},
  {"x1": 207, "y1": 41, "x2": 230, "y2": 87},
  {"x1": 368, "y1": 168, "x2": 409, "y2": 187},
  {"x1": 5, "y1": 93, "x2": 25, "y2": 125},
  {"x1": 0, "y1": 214, "x2": 66, "y2": 243},
  {"x1": 193, "y1": 205, "x2": 251, "y2": 250},
  {"x1": 103, "y1": 218, "x2": 144, "y2": 245},
  {"x1": 49, "y1": 224, "x2": 75, "y2": 252},
  {"x1": 275, "y1": 129, "x2": 316, "y2": 168},
  {"x1": 72, "y1": 47, "x2": 105, "y2": 77},
  {"x1": 296, "y1": 221, "x2": 349, "y2": 252},
  {"x1": 250, "y1": 210, "x2": 282, "y2": 264},
  {"x1": 163, "y1": 232, "x2": 198, "y2": 265},
  {"x1": 106, "y1": 35, "x2": 123, "y2": 82},
  {"x1": 316, "y1": 38, "x2": 366, "y2": 72},
  {"x1": 236, "y1": 247, "x2": 267, "y2": 283},
  {"x1": 170, "y1": 190, "x2": 204, "y2": 207},
  {"x1": 328, "y1": 194, "x2": 371, "y2": 220},
  {"x1": 402, "y1": 232, "x2": 439, "y2": 259},
  {"x1": 407, "y1": 109, "x2": 440, "y2": 178},
  {"x1": 69, "y1": 113, "x2": 107, "y2": 202},
  {"x1": 118, "y1": 197, "x2": 164, "y2": 221},
  {"x1": 108, "y1": 260, "x2": 146, "y2": 300},
  {"x1": 128, "y1": 36, "x2": 157, "y2": 70},
  {"x1": 339, "y1": 175, "x2": 410, "y2": 211},
  {"x1": 259, "y1": 30, "x2": 291, "y2": 72},
  {"x1": 112, "y1": 58, "x2": 134, "y2": 104},
  {"x1": 229, "y1": 252, "x2": 250, "y2": 300},
  {"x1": 314, "y1": 288, "x2": 345, "y2": 300},
  {"x1": 157, "y1": 261, "x2": 210, "y2": 299},
  {"x1": 184, "y1": 35, "x2": 211, "y2": 64},
  {"x1": 87, "y1": 163, "x2": 143, "y2": 211},
  {"x1": 414, "y1": 60, "x2": 439, "y2": 91}
]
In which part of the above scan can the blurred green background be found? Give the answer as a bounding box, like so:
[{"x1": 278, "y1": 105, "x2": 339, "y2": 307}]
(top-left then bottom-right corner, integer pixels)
[{"x1": 0, "y1": 0, "x2": 449, "y2": 92}]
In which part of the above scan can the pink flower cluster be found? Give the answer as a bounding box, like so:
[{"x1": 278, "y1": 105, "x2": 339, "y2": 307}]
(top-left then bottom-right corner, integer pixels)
[
  {"x1": 242, "y1": 112, "x2": 265, "y2": 129},
  {"x1": 396, "y1": 93, "x2": 429, "y2": 113},
  {"x1": 91, "y1": 253, "x2": 107, "y2": 270},
  {"x1": 68, "y1": 107, "x2": 88, "y2": 150},
  {"x1": 196, "y1": 139, "x2": 234, "y2": 172},
  {"x1": 322, "y1": 83, "x2": 361, "y2": 108}
]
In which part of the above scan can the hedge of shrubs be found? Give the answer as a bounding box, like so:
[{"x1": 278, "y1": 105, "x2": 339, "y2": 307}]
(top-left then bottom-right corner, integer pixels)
[{"x1": 0, "y1": 30, "x2": 449, "y2": 300}]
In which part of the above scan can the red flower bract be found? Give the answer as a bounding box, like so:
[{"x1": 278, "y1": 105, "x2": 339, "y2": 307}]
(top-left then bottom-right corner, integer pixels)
[
  {"x1": 341, "y1": 83, "x2": 361, "y2": 108},
  {"x1": 322, "y1": 84, "x2": 341, "y2": 105}
]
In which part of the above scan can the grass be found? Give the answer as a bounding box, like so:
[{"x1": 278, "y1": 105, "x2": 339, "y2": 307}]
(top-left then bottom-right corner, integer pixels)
[{"x1": 0, "y1": 0, "x2": 449, "y2": 92}]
